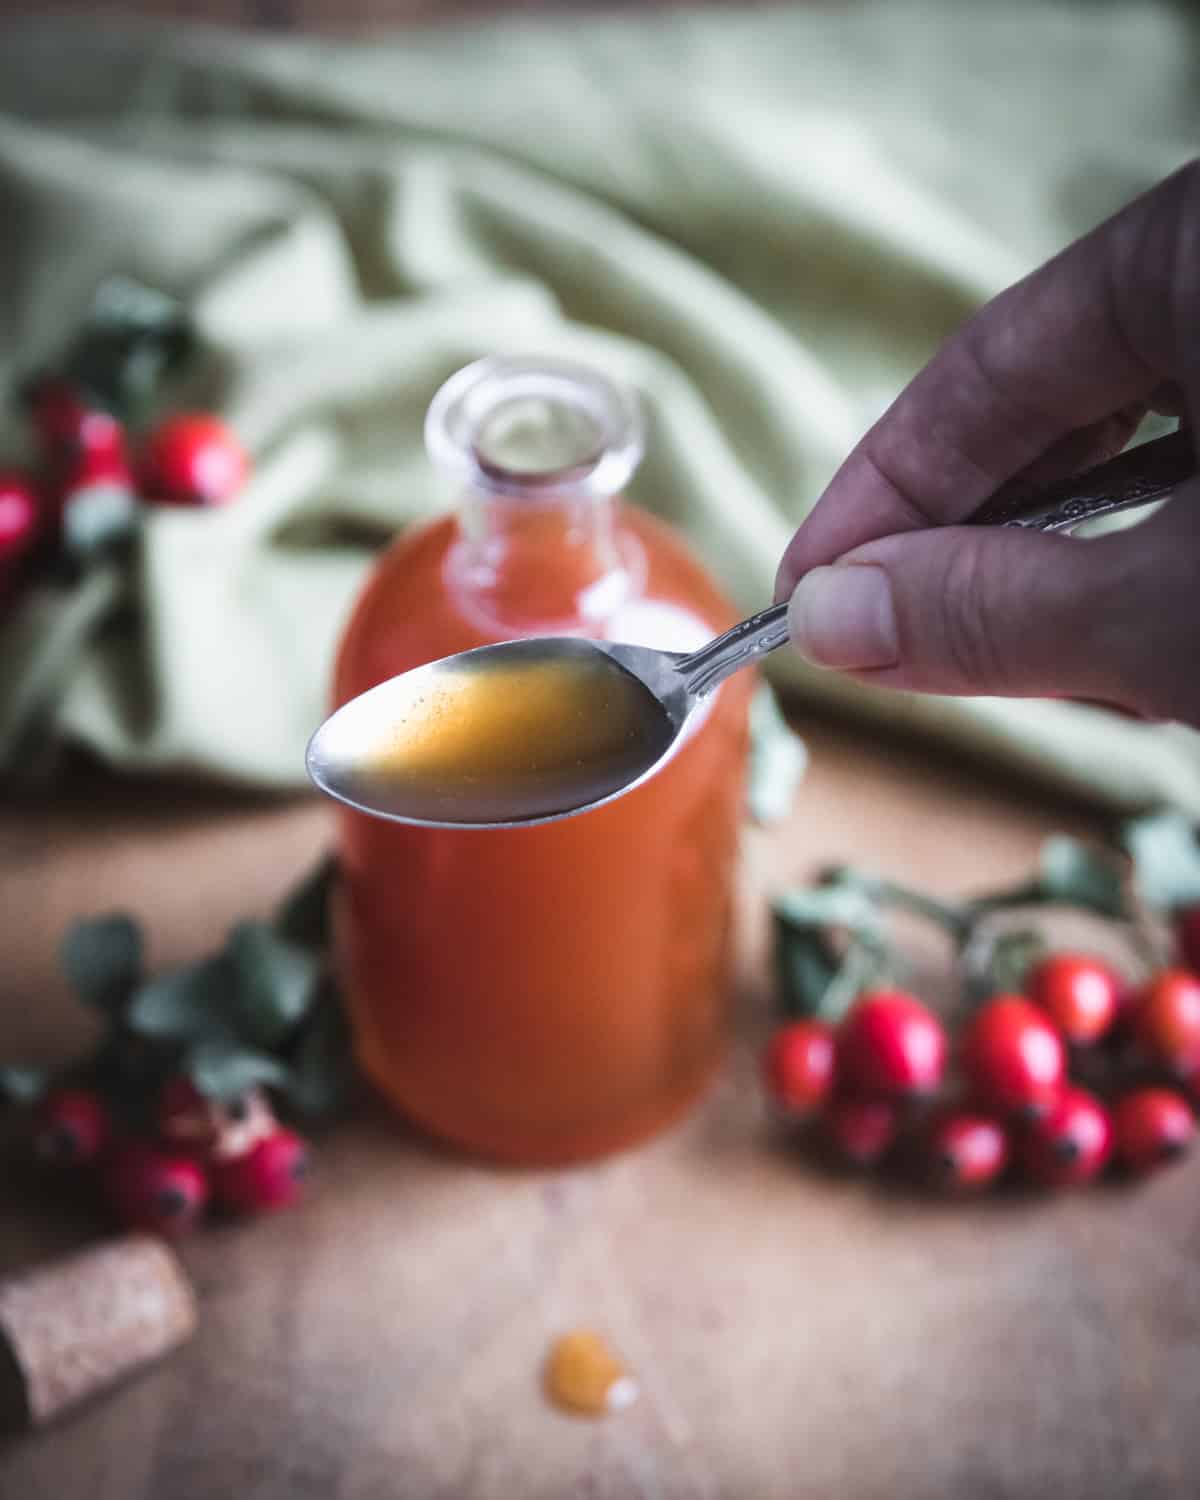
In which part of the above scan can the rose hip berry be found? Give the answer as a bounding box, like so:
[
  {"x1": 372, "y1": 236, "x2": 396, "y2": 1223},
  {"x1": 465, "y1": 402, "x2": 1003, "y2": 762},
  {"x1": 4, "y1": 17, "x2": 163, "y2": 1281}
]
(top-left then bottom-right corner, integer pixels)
[
  {"x1": 213, "y1": 1127, "x2": 309, "y2": 1214},
  {"x1": 157, "y1": 1077, "x2": 276, "y2": 1163},
  {"x1": 1112, "y1": 1087, "x2": 1195, "y2": 1175},
  {"x1": 25, "y1": 378, "x2": 122, "y2": 464},
  {"x1": 925, "y1": 1110, "x2": 1010, "y2": 1192},
  {"x1": 763, "y1": 1020, "x2": 836, "y2": 1115},
  {"x1": 1020, "y1": 1085, "x2": 1112, "y2": 1188},
  {"x1": 102, "y1": 1142, "x2": 209, "y2": 1237},
  {"x1": 961, "y1": 995, "x2": 1066, "y2": 1119},
  {"x1": 32, "y1": 1087, "x2": 110, "y2": 1167},
  {"x1": 822, "y1": 1095, "x2": 900, "y2": 1167},
  {"x1": 0, "y1": 471, "x2": 40, "y2": 563},
  {"x1": 1028, "y1": 953, "x2": 1121, "y2": 1045},
  {"x1": 1134, "y1": 969, "x2": 1200, "y2": 1073},
  {"x1": 837, "y1": 990, "x2": 946, "y2": 1099},
  {"x1": 141, "y1": 413, "x2": 248, "y2": 507}
]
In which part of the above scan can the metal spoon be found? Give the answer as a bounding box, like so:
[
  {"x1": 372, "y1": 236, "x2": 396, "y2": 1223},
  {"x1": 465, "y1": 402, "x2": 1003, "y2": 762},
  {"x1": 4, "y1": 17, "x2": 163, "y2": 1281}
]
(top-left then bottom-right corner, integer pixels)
[{"x1": 307, "y1": 429, "x2": 1192, "y2": 830}]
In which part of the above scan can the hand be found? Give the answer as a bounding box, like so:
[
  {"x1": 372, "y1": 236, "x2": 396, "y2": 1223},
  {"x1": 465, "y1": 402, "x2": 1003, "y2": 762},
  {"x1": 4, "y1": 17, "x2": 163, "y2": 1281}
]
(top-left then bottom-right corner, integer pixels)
[{"x1": 775, "y1": 160, "x2": 1200, "y2": 727}]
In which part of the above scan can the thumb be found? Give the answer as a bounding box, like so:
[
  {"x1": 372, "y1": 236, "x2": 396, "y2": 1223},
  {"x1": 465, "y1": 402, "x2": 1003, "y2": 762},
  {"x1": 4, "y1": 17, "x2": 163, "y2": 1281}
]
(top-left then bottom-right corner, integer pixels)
[{"x1": 784, "y1": 483, "x2": 1200, "y2": 725}]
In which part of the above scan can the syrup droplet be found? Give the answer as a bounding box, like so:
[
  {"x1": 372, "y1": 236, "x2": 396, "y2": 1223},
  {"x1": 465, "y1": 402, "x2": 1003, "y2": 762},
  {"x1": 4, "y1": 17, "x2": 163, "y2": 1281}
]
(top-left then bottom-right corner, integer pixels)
[
  {"x1": 544, "y1": 1330, "x2": 640, "y2": 1417},
  {"x1": 357, "y1": 646, "x2": 673, "y2": 824}
]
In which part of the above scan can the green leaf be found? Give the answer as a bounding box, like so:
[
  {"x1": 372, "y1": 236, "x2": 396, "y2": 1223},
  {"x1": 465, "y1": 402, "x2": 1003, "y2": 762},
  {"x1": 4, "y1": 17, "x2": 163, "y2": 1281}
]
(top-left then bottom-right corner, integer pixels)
[
  {"x1": 968, "y1": 928, "x2": 1047, "y2": 1003},
  {"x1": 285, "y1": 992, "x2": 354, "y2": 1123},
  {"x1": 821, "y1": 866, "x2": 970, "y2": 940},
  {"x1": 185, "y1": 1040, "x2": 289, "y2": 1104},
  {"x1": 227, "y1": 922, "x2": 320, "y2": 1049},
  {"x1": 773, "y1": 881, "x2": 882, "y2": 937},
  {"x1": 127, "y1": 954, "x2": 237, "y2": 1042},
  {"x1": 819, "y1": 936, "x2": 889, "y2": 1021},
  {"x1": 64, "y1": 276, "x2": 196, "y2": 420},
  {"x1": 0, "y1": 1064, "x2": 49, "y2": 1107},
  {"x1": 772, "y1": 875, "x2": 890, "y2": 1021},
  {"x1": 971, "y1": 836, "x2": 1128, "y2": 921},
  {"x1": 773, "y1": 915, "x2": 888, "y2": 1023},
  {"x1": 60, "y1": 913, "x2": 143, "y2": 1016},
  {"x1": 1036, "y1": 836, "x2": 1126, "y2": 918},
  {"x1": 774, "y1": 920, "x2": 840, "y2": 1019},
  {"x1": 1122, "y1": 811, "x2": 1200, "y2": 912},
  {"x1": 276, "y1": 855, "x2": 337, "y2": 949},
  {"x1": 746, "y1": 687, "x2": 807, "y2": 826}
]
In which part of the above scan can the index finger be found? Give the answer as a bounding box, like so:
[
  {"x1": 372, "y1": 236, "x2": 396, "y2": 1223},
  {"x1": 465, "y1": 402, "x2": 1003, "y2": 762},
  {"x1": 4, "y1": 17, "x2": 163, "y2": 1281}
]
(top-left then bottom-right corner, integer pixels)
[{"x1": 776, "y1": 159, "x2": 1199, "y2": 599}]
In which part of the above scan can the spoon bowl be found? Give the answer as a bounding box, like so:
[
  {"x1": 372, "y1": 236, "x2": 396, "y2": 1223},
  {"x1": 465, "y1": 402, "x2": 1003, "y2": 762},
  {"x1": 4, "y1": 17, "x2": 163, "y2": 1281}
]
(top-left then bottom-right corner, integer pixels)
[{"x1": 305, "y1": 623, "x2": 757, "y2": 829}]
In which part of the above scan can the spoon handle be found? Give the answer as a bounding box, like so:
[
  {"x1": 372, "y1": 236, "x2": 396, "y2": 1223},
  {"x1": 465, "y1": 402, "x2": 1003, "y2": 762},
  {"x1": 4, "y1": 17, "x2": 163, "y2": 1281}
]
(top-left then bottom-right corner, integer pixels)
[
  {"x1": 681, "y1": 602, "x2": 793, "y2": 698},
  {"x1": 964, "y1": 428, "x2": 1192, "y2": 532},
  {"x1": 679, "y1": 428, "x2": 1195, "y2": 698}
]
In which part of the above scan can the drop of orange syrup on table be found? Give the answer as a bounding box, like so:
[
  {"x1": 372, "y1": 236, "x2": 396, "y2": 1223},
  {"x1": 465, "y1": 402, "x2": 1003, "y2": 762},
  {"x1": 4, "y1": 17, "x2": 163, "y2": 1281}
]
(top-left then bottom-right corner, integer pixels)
[{"x1": 544, "y1": 1330, "x2": 640, "y2": 1416}]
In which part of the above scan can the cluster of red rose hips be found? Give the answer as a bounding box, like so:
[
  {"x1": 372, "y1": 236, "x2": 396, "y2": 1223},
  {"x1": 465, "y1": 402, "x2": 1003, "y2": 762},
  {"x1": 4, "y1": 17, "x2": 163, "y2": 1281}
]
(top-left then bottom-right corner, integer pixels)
[
  {"x1": 764, "y1": 913, "x2": 1200, "y2": 1192},
  {"x1": 0, "y1": 373, "x2": 248, "y2": 610},
  {"x1": 28, "y1": 1077, "x2": 308, "y2": 1238}
]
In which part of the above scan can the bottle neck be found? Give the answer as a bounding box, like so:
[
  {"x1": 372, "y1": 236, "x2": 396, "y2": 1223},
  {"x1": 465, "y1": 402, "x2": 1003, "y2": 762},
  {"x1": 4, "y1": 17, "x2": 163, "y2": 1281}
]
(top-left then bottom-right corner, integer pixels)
[
  {"x1": 426, "y1": 357, "x2": 647, "y2": 637},
  {"x1": 449, "y1": 485, "x2": 635, "y2": 636}
]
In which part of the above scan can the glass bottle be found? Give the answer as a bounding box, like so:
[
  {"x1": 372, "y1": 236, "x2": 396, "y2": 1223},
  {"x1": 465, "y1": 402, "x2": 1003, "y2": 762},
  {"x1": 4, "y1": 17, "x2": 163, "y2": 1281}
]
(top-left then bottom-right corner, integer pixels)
[{"x1": 333, "y1": 358, "x2": 754, "y2": 1164}]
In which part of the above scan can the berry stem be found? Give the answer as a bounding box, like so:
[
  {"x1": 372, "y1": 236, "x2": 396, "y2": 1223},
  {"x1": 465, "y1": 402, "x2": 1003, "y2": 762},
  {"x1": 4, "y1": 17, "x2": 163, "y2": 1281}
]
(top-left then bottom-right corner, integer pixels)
[{"x1": 822, "y1": 870, "x2": 971, "y2": 943}]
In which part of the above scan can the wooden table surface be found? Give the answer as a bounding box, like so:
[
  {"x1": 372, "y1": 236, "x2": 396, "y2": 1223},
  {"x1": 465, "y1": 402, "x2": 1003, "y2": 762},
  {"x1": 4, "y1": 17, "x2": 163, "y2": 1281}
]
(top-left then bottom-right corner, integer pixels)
[{"x1": 2, "y1": 719, "x2": 1199, "y2": 1500}]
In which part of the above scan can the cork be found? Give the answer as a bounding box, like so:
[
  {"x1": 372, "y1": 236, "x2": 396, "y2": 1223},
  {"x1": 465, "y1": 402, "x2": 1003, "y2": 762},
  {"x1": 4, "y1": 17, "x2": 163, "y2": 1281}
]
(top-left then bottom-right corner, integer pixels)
[{"x1": 0, "y1": 1234, "x2": 197, "y2": 1429}]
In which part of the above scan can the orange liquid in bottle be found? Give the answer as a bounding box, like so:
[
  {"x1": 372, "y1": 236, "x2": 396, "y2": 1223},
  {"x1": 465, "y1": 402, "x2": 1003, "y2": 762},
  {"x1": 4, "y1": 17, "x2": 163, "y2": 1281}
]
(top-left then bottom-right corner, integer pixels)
[{"x1": 332, "y1": 360, "x2": 753, "y2": 1164}]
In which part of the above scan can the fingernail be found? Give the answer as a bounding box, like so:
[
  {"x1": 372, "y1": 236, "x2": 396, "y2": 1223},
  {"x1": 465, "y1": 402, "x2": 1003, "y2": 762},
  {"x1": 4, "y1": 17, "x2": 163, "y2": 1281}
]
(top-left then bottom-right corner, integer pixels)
[{"x1": 787, "y1": 564, "x2": 899, "y2": 670}]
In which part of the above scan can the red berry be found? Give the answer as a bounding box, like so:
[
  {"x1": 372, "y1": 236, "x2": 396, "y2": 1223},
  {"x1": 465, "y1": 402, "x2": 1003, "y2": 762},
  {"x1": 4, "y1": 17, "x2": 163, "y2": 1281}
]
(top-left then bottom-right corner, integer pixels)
[
  {"x1": 157, "y1": 1077, "x2": 276, "y2": 1163},
  {"x1": 102, "y1": 1142, "x2": 209, "y2": 1237},
  {"x1": 61, "y1": 433, "x2": 133, "y2": 490},
  {"x1": 837, "y1": 990, "x2": 946, "y2": 1099},
  {"x1": 763, "y1": 1020, "x2": 836, "y2": 1115},
  {"x1": 213, "y1": 1127, "x2": 309, "y2": 1214},
  {"x1": 1028, "y1": 953, "x2": 1121, "y2": 1045},
  {"x1": 141, "y1": 414, "x2": 248, "y2": 508},
  {"x1": 32, "y1": 1087, "x2": 110, "y2": 1167},
  {"x1": 26, "y1": 378, "x2": 122, "y2": 462},
  {"x1": 1112, "y1": 1087, "x2": 1194, "y2": 1175},
  {"x1": 1020, "y1": 1085, "x2": 1112, "y2": 1188},
  {"x1": 0, "y1": 471, "x2": 40, "y2": 562},
  {"x1": 961, "y1": 995, "x2": 1066, "y2": 1119},
  {"x1": 822, "y1": 1095, "x2": 899, "y2": 1167},
  {"x1": 925, "y1": 1110, "x2": 1010, "y2": 1191},
  {"x1": 1134, "y1": 969, "x2": 1200, "y2": 1072},
  {"x1": 1175, "y1": 906, "x2": 1200, "y2": 975}
]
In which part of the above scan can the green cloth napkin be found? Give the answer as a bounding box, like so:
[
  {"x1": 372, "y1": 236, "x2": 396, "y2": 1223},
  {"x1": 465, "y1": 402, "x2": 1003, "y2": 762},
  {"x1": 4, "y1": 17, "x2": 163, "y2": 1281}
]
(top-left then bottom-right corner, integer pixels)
[{"x1": 0, "y1": 2, "x2": 1198, "y2": 807}]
